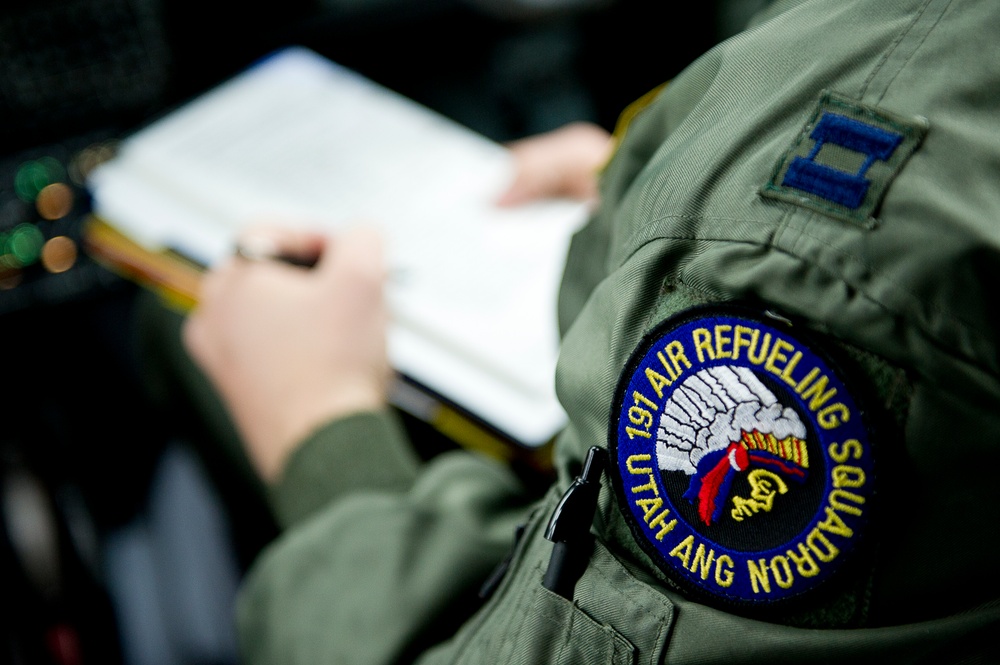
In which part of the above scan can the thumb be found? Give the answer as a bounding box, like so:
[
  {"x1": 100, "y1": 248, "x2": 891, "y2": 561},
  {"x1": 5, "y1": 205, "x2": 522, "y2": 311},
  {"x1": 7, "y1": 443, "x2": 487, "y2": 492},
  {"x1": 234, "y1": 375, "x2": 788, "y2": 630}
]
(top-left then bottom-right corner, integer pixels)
[{"x1": 496, "y1": 171, "x2": 546, "y2": 207}]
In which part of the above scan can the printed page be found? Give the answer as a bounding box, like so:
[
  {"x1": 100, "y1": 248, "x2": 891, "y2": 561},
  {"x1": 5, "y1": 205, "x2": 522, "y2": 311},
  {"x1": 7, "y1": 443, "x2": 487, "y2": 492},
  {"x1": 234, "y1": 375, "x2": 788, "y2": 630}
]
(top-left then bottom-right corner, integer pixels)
[{"x1": 89, "y1": 47, "x2": 589, "y2": 445}]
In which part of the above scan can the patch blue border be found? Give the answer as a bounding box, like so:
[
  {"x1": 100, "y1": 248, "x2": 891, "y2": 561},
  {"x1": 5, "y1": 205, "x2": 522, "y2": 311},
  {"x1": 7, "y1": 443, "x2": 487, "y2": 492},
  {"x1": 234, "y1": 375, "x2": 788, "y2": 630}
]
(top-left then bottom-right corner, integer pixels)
[{"x1": 609, "y1": 307, "x2": 875, "y2": 606}]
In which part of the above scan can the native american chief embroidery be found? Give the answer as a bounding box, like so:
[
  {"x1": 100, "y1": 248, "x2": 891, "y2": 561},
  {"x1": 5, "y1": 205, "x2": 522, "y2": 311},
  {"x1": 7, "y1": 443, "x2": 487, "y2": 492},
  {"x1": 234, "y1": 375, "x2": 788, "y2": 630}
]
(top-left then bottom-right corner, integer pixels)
[{"x1": 656, "y1": 366, "x2": 810, "y2": 526}]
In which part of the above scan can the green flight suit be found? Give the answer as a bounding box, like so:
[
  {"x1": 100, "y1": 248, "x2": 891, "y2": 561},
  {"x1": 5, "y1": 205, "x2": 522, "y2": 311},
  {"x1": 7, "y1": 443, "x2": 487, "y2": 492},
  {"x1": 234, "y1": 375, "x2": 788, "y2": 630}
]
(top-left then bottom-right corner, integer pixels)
[{"x1": 194, "y1": 0, "x2": 1000, "y2": 662}]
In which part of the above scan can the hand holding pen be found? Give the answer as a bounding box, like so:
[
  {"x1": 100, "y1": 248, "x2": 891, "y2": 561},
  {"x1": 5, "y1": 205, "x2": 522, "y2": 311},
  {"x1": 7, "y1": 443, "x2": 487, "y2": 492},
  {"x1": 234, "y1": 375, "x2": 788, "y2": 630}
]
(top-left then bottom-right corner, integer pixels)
[
  {"x1": 184, "y1": 225, "x2": 391, "y2": 483},
  {"x1": 233, "y1": 230, "x2": 324, "y2": 268}
]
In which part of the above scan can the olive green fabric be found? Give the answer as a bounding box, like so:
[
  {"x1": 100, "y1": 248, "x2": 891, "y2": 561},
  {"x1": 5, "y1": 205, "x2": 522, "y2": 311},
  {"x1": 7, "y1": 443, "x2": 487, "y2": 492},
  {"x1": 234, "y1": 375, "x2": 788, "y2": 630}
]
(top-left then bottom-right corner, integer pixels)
[
  {"x1": 240, "y1": 450, "x2": 533, "y2": 665},
  {"x1": 269, "y1": 409, "x2": 420, "y2": 528},
  {"x1": 552, "y1": 0, "x2": 1000, "y2": 632},
  {"x1": 228, "y1": 0, "x2": 1000, "y2": 662}
]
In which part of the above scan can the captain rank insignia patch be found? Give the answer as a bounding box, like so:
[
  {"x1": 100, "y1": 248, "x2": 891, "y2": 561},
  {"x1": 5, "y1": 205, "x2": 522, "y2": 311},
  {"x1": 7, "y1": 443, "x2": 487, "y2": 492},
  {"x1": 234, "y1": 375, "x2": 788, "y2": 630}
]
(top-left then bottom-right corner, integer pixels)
[
  {"x1": 609, "y1": 306, "x2": 876, "y2": 607},
  {"x1": 760, "y1": 90, "x2": 928, "y2": 227}
]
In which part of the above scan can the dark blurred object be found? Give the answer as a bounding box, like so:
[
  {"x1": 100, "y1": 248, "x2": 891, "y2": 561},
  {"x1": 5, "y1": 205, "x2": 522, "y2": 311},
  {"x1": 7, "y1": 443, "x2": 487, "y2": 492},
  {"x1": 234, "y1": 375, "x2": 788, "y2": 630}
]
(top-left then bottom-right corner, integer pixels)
[
  {"x1": 0, "y1": 0, "x2": 317, "y2": 152},
  {"x1": 577, "y1": 0, "x2": 718, "y2": 132},
  {"x1": 159, "y1": 0, "x2": 315, "y2": 104},
  {"x1": 0, "y1": 0, "x2": 170, "y2": 154},
  {"x1": 0, "y1": 284, "x2": 172, "y2": 663},
  {"x1": 294, "y1": 0, "x2": 719, "y2": 141},
  {"x1": 1, "y1": 446, "x2": 125, "y2": 665},
  {"x1": 0, "y1": 0, "x2": 318, "y2": 316},
  {"x1": 0, "y1": 0, "x2": 170, "y2": 315},
  {"x1": 715, "y1": 0, "x2": 774, "y2": 39},
  {"x1": 0, "y1": 131, "x2": 130, "y2": 316},
  {"x1": 100, "y1": 443, "x2": 242, "y2": 665}
]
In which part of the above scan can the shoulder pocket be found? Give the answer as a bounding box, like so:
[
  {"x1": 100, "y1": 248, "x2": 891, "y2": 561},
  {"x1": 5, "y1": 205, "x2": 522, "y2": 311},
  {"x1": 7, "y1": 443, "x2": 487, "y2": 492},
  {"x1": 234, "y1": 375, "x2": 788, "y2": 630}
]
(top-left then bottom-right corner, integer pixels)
[
  {"x1": 458, "y1": 559, "x2": 635, "y2": 665},
  {"x1": 454, "y1": 542, "x2": 677, "y2": 664},
  {"x1": 513, "y1": 574, "x2": 636, "y2": 665}
]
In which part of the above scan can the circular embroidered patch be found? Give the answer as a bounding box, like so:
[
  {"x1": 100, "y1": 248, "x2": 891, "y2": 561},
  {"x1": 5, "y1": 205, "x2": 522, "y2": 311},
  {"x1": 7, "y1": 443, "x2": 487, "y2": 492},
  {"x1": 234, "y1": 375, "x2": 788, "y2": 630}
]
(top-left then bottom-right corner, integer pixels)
[{"x1": 608, "y1": 306, "x2": 875, "y2": 607}]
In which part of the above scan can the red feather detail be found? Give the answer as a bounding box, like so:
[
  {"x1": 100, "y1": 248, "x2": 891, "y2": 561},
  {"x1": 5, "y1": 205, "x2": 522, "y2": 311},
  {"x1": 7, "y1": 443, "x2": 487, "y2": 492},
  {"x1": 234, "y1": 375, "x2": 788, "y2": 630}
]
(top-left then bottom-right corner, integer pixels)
[{"x1": 696, "y1": 444, "x2": 738, "y2": 525}]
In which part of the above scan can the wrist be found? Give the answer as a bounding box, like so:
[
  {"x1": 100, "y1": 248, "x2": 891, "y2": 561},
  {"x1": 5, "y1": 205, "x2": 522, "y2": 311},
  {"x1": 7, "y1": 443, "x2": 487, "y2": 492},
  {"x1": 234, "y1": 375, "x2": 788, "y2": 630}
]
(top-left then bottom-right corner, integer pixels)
[{"x1": 248, "y1": 380, "x2": 388, "y2": 483}]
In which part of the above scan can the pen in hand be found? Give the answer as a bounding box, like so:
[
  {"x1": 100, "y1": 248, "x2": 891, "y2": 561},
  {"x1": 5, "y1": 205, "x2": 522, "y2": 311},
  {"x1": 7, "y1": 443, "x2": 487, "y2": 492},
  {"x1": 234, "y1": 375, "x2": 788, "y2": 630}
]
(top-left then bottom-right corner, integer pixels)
[
  {"x1": 232, "y1": 234, "x2": 408, "y2": 284},
  {"x1": 233, "y1": 235, "x2": 320, "y2": 268}
]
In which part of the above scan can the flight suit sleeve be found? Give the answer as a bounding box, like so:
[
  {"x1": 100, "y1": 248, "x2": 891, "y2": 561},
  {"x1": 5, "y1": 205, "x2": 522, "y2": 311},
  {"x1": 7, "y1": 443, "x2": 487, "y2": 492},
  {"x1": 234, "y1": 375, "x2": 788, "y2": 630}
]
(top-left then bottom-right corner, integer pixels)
[
  {"x1": 238, "y1": 414, "x2": 537, "y2": 665},
  {"x1": 267, "y1": 409, "x2": 421, "y2": 528}
]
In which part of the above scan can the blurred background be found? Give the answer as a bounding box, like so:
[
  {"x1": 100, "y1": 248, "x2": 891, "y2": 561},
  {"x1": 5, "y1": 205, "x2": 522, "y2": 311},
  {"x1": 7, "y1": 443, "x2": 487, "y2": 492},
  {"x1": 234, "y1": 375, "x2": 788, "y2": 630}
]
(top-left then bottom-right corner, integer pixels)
[{"x1": 0, "y1": 1, "x2": 766, "y2": 663}]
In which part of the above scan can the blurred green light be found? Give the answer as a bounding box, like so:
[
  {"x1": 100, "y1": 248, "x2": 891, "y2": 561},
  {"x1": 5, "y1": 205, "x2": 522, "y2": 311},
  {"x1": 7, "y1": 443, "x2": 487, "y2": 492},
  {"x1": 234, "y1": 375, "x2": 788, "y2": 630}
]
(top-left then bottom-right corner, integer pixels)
[
  {"x1": 0, "y1": 233, "x2": 12, "y2": 266},
  {"x1": 9, "y1": 224, "x2": 44, "y2": 266},
  {"x1": 14, "y1": 161, "x2": 51, "y2": 202},
  {"x1": 38, "y1": 156, "x2": 65, "y2": 183}
]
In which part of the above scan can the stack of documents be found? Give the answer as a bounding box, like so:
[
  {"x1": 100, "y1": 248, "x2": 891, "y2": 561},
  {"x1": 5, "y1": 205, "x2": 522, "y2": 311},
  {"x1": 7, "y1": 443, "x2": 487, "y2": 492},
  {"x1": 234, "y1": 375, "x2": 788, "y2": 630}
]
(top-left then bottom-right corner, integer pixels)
[{"x1": 87, "y1": 47, "x2": 590, "y2": 448}]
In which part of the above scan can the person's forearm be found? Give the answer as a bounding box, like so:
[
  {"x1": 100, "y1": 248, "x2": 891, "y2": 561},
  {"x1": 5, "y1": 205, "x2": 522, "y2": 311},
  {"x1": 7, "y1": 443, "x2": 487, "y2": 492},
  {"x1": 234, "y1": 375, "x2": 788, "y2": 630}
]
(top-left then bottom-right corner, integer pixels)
[{"x1": 268, "y1": 408, "x2": 420, "y2": 528}]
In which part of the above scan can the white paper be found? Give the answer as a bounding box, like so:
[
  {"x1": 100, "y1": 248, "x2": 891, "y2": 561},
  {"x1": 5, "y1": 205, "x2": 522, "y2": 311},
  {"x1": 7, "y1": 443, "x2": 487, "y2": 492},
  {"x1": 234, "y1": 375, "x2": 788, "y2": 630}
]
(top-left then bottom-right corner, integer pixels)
[{"x1": 89, "y1": 47, "x2": 588, "y2": 446}]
